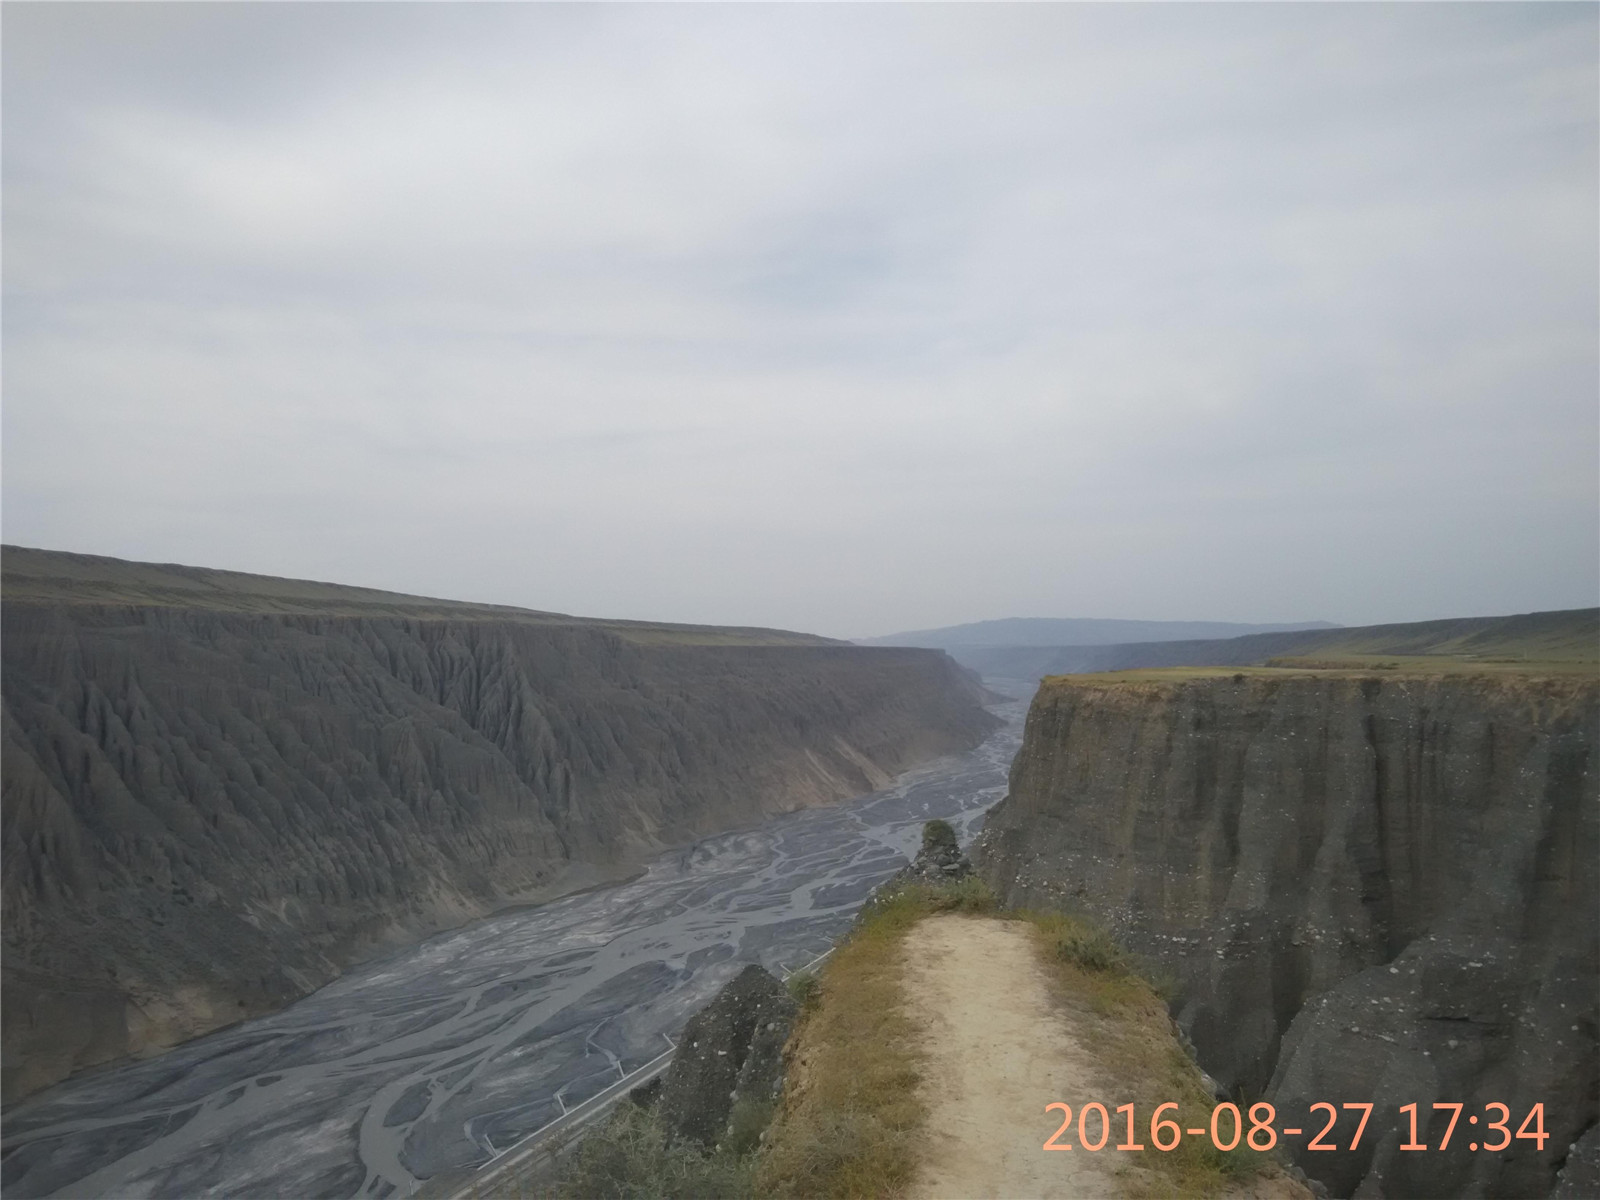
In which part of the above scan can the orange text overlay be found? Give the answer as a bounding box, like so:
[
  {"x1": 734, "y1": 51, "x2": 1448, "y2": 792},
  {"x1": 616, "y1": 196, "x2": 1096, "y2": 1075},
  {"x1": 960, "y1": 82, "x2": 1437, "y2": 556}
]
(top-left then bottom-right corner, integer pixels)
[{"x1": 1043, "y1": 1101, "x2": 1550, "y2": 1154}]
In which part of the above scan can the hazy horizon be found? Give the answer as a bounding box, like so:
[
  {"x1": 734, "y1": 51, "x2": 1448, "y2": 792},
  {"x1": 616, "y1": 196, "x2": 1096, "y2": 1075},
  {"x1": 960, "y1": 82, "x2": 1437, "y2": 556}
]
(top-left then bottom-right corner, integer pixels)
[
  {"x1": 14, "y1": 538, "x2": 1598, "y2": 646},
  {"x1": 4, "y1": 4, "x2": 1596, "y2": 640}
]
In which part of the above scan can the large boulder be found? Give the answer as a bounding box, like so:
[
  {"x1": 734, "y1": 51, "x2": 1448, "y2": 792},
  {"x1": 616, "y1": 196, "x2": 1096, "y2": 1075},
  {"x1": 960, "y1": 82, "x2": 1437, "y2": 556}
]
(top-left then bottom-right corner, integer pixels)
[{"x1": 655, "y1": 964, "x2": 797, "y2": 1150}]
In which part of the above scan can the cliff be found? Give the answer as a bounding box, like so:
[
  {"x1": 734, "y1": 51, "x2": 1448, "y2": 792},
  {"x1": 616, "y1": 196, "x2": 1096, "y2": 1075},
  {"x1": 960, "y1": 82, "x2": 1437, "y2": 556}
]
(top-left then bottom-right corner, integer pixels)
[
  {"x1": 977, "y1": 668, "x2": 1598, "y2": 1198},
  {"x1": 1, "y1": 548, "x2": 997, "y2": 1104}
]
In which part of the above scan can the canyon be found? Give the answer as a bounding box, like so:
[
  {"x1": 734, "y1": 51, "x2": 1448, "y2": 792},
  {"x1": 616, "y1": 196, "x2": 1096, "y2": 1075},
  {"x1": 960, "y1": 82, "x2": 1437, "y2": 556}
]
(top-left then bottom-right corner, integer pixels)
[{"x1": 1, "y1": 547, "x2": 997, "y2": 1106}]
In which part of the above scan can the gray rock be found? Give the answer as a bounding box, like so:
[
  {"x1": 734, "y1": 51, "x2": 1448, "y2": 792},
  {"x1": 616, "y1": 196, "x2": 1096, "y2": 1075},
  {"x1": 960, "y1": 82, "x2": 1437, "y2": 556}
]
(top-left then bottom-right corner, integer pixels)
[
  {"x1": 1552, "y1": 1125, "x2": 1600, "y2": 1199},
  {"x1": 977, "y1": 672, "x2": 1598, "y2": 1199},
  {"x1": 878, "y1": 818, "x2": 973, "y2": 893},
  {"x1": 626, "y1": 1075, "x2": 662, "y2": 1109},
  {"x1": 654, "y1": 965, "x2": 797, "y2": 1150}
]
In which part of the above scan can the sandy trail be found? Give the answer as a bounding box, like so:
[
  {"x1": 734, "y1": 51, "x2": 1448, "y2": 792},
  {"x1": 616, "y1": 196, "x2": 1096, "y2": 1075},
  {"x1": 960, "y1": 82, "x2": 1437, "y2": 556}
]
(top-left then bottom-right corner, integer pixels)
[{"x1": 902, "y1": 914, "x2": 1121, "y2": 1200}]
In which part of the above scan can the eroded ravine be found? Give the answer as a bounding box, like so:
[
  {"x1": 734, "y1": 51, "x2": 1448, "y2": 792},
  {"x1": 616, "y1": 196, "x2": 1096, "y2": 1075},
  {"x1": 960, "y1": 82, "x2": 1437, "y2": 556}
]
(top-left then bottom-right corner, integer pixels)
[{"x1": 2, "y1": 687, "x2": 1029, "y2": 1199}]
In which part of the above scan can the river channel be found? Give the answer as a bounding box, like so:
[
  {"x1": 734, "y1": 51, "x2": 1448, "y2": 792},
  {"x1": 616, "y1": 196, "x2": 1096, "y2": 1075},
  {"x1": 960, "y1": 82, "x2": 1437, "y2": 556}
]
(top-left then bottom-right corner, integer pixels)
[{"x1": 3, "y1": 683, "x2": 1029, "y2": 1199}]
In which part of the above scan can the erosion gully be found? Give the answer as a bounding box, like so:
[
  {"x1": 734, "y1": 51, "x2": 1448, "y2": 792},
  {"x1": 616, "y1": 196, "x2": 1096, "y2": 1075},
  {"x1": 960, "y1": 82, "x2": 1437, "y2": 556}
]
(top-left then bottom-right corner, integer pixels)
[{"x1": 3, "y1": 684, "x2": 1028, "y2": 1199}]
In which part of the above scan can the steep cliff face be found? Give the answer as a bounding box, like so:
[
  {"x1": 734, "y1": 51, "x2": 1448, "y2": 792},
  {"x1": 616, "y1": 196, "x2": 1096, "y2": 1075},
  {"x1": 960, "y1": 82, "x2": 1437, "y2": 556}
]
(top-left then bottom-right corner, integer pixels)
[
  {"x1": 977, "y1": 671, "x2": 1597, "y2": 1198},
  {"x1": 1, "y1": 564, "x2": 996, "y2": 1106}
]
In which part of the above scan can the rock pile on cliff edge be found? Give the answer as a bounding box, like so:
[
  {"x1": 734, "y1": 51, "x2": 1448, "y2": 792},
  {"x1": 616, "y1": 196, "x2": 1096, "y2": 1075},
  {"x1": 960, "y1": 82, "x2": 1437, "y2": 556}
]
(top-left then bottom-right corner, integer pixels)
[{"x1": 880, "y1": 818, "x2": 972, "y2": 891}]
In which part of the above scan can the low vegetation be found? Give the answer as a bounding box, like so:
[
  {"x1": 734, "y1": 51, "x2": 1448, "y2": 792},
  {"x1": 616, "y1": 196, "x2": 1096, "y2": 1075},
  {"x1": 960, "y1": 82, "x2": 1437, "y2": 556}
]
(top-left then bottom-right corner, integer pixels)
[
  {"x1": 531, "y1": 840, "x2": 1281, "y2": 1199},
  {"x1": 532, "y1": 1102, "x2": 757, "y2": 1199},
  {"x1": 757, "y1": 884, "x2": 958, "y2": 1198},
  {"x1": 919, "y1": 817, "x2": 959, "y2": 855},
  {"x1": 1019, "y1": 913, "x2": 1265, "y2": 1197},
  {"x1": 785, "y1": 969, "x2": 820, "y2": 1012}
]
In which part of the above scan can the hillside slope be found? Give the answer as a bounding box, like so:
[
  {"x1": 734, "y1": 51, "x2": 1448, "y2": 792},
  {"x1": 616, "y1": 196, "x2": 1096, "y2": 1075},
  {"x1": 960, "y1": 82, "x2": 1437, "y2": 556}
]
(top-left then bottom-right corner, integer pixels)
[
  {"x1": 977, "y1": 668, "x2": 1598, "y2": 1197},
  {"x1": 0, "y1": 545, "x2": 829, "y2": 643},
  {"x1": 860, "y1": 616, "x2": 1336, "y2": 650},
  {"x1": 955, "y1": 607, "x2": 1598, "y2": 678},
  {"x1": 1, "y1": 548, "x2": 997, "y2": 1104}
]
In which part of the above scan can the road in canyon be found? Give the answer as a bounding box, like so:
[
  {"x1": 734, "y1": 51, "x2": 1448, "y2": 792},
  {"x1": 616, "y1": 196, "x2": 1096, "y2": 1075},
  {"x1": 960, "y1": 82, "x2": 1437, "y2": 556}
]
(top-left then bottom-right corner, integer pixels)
[{"x1": 3, "y1": 683, "x2": 1029, "y2": 1200}]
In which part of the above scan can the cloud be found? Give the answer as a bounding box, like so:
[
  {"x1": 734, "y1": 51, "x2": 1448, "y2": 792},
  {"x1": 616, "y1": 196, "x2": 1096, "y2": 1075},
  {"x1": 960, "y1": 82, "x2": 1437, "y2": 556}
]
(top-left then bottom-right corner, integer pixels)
[{"x1": 3, "y1": 3, "x2": 1595, "y2": 636}]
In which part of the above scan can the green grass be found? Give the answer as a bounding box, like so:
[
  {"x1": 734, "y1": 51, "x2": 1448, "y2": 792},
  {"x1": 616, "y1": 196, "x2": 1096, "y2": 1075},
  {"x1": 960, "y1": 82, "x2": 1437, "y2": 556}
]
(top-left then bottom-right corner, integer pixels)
[
  {"x1": 1295, "y1": 608, "x2": 1598, "y2": 662},
  {"x1": 1055, "y1": 657, "x2": 1597, "y2": 687}
]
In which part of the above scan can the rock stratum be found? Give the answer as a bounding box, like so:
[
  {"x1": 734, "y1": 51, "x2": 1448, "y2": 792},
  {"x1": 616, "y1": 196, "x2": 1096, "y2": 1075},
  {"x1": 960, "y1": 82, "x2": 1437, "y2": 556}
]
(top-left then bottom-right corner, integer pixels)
[
  {"x1": 977, "y1": 668, "x2": 1597, "y2": 1198},
  {"x1": 1, "y1": 547, "x2": 997, "y2": 1105}
]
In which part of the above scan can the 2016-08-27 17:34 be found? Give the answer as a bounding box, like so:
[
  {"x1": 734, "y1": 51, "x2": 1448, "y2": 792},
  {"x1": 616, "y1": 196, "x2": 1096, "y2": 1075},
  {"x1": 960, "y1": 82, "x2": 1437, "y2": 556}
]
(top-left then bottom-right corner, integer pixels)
[{"x1": 1042, "y1": 1100, "x2": 1550, "y2": 1154}]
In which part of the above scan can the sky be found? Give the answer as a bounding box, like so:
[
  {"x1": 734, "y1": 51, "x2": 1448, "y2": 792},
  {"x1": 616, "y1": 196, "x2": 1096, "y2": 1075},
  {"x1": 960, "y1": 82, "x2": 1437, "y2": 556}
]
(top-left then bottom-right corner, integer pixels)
[{"x1": 3, "y1": 3, "x2": 1596, "y2": 640}]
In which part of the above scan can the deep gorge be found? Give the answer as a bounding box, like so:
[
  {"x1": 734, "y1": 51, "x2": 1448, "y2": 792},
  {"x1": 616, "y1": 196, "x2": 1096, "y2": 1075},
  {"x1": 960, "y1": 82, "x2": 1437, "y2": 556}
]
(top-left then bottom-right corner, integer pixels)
[{"x1": 1, "y1": 552, "x2": 997, "y2": 1105}]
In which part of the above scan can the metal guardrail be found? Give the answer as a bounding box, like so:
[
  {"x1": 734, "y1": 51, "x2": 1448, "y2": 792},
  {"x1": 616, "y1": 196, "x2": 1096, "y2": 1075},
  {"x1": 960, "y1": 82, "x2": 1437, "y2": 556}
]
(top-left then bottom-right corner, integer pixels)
[{"x1": 429, "y1": 946, "x2": 835, "y2": 1199}]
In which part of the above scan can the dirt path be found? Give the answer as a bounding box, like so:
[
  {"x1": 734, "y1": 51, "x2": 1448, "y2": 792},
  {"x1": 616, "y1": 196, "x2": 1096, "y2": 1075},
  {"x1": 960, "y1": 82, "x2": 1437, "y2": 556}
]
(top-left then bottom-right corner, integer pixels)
[{"x1": 901, "y1": 914, "x2": 1121, "y2": 1200}]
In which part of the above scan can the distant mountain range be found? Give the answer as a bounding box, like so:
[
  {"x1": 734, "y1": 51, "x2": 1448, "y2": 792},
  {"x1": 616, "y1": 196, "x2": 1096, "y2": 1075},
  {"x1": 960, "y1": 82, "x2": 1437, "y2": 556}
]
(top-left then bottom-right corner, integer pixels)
[
  {"x1": 868, "y1": 609, "x2": 1598, "y2": 679},
  {"x1": 858, "y1": 616, "x2": 1340, "y2": 650}
]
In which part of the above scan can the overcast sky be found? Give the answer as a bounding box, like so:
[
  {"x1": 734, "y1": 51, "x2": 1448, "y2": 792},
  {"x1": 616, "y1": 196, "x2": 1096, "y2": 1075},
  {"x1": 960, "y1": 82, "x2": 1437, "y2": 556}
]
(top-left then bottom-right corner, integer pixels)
[{"x1": 4, "y1": 4, "x2": 1595, "y2": 638}]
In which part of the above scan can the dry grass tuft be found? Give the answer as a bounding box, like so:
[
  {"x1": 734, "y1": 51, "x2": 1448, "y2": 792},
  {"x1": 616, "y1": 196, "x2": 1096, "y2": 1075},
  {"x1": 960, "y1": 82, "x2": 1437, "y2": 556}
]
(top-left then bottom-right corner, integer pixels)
[
  {"x1": 1030, "y1": 909, "x2": 1131, "y2": 980},
  {"x1": 1015, "y1": 912, "x2": 1267, "y2": 1198},
  {"x1": 786, "y1": 969, "x2": 821, "y2": 1012},
  {"x1": 758, "y1": 881, "x2": 985, "y2": 1198}
]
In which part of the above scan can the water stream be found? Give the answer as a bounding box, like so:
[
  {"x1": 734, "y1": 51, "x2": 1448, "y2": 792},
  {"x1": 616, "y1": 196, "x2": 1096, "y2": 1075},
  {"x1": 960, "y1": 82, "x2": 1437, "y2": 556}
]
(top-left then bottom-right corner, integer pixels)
[{"x1": 2, "y1": 683, "x2": 1029, "y2": 1199}]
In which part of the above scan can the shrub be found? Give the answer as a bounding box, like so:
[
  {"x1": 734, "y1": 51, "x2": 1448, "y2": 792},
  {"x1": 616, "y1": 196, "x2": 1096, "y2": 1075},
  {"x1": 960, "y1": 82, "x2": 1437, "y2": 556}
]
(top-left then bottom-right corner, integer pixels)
[
  {"x1": 761, "y1": 1104, "x2": 906, "y2": 1197},
  {"x1": 1030, "y1": 911, "x2": 1128, "y2": 974},
  {"x1": 920, "y1": 818, "x2": 959, "y2": 855},
  {"x1": 786, "y1": 969, "x2": 820, "y2": 1011},
  {"x1": 723, "y1": 1097, "x2": 776, "y2": 1155},
  {"x1": 928, "y1": 874, "x2": 995, "y2": 914}
]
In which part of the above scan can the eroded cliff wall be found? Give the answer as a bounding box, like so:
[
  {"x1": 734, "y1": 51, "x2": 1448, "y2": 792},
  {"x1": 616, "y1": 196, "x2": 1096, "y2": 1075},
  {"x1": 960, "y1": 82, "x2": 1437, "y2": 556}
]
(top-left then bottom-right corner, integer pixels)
[
  {"x1": 2, "y1": 596, "x2": 996, "y2": 1104},
  {"x1": 977, "y1": 671, "x2": 1597, "y2": 1198}
]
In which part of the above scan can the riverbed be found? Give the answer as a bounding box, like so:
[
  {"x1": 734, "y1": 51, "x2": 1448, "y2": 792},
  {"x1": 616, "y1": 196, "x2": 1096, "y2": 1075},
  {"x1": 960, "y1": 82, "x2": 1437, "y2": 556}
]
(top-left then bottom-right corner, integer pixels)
[{"x1": 2, "y1": 683, "x2": 1028, "y2": 1199}]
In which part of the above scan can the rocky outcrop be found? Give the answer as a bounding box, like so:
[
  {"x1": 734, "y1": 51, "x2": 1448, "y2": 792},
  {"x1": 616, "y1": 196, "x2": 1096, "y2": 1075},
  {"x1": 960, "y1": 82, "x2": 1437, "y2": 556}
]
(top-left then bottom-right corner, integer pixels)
[
  {"x1": 1, "y1": 551, "x2": 997, "y2": 1105},
  {"x1": 879, "y1": 819, "x2": 973, "y2": 891},
  {"x1": 976, "y1": 671, "x2": 1597, "y2": 1198},
  {"x1": 1552, "y1": 1125, "x2": 1600, "y2": 1199},
  {"x1": 654, "y1": 965, "x2": 797, "y2": 1150}
]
